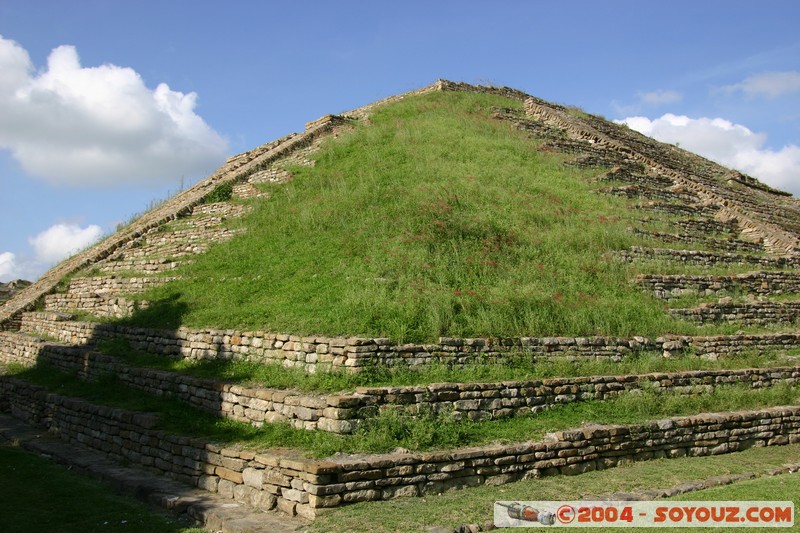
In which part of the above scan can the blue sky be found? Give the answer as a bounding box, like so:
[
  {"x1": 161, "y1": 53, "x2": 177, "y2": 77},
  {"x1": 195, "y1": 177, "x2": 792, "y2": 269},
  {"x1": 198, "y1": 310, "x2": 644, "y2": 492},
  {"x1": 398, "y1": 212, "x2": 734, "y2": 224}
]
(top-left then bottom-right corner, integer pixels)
[{"x1": 1, "y1": 0, "x2": 799, "y2": 282}]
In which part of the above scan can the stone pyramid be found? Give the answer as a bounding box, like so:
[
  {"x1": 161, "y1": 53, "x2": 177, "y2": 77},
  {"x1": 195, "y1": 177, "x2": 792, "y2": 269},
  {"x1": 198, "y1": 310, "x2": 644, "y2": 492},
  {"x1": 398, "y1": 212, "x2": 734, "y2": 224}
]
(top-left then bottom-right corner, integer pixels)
[{"x1": 1, "y1": 80, "x2": 798, "y2": 530}]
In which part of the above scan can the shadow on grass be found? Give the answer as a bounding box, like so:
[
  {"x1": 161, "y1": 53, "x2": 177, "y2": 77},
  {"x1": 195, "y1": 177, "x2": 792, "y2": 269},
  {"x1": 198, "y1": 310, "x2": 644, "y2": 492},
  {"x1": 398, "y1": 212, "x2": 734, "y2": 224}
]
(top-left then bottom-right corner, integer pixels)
[
  {"x1": 0, "y1": 441, "x2": 200, "y2": 533},
  {"x1": 113, "y1": 293, "x2": 189, "y2": 330}
]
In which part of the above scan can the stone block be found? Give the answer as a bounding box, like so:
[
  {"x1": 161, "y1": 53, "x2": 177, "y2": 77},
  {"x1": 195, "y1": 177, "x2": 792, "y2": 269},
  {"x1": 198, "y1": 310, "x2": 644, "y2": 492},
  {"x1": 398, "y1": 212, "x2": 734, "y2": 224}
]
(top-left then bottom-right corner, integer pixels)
[
  {"x1": 217, "y1": 479, "x2": 235, "y2": 499},
  {"x1": 276, "y1": 497, "x2": 297, "y2": 517},
  {"x1": 215, "y1": 466, "x2": 243, "y2": 484},
  {"x1": 342, "y1": 489, "x2": 381, "y2": 503},
  {"x1": 309, "y1": 493, "x2": 342, "y2": 508},
  {"x1": 242, "y1": 467, "x2": 264, "y2": 488},
  {"x1": 281, "y1": 488, "x2": 309, "y2": 504},
  {"x1": 197, "y1": 474, "x2": 219, "y2": 492},
  {"x1": 381, "y1": 484, "x2": 420, "y2": 499}
]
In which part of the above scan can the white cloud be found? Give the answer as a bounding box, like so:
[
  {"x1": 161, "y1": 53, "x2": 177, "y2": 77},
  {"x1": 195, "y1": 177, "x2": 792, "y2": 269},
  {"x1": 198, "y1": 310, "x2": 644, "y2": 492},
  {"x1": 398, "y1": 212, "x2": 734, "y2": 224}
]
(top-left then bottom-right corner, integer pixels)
[
  {"x1": 0, "y1": 250, "x2": 38, "y2": 282},
  {"x1": 0, "y1": 222, "x2": 105, "y2": 282},
  {"x1": 0, "y1": 35, "x2": 228, "y2": 186},
  {"x1": 28, "y1": 223, "x2": 103, "y2": 264},
  {"x1": 617, "y1": 113, "x2": 800, "y2": 194},
  {"x1": 637, "y1": 90, "x2": 682, "y2": 105},
  {"x1": 0, "y1": 252, "x2": 16, "y2": 281},
  {"x1": 720, "y1": 71, "x2": 800, "y2": 99}
]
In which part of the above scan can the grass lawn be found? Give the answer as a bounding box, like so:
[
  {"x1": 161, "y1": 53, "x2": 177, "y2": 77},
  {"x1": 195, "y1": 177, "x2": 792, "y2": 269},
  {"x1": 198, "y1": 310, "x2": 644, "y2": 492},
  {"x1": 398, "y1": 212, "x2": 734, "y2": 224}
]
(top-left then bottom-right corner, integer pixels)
[{"x1": 0, "y1": 440, "x2": 204, "y2": 533}]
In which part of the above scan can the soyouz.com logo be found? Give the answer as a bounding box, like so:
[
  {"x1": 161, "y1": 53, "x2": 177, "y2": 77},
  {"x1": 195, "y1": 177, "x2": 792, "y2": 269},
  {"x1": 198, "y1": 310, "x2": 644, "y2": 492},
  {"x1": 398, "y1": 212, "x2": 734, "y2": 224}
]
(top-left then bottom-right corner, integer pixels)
[{"x1": 494, "y1": 501, "x2": 795, "y2": 528}]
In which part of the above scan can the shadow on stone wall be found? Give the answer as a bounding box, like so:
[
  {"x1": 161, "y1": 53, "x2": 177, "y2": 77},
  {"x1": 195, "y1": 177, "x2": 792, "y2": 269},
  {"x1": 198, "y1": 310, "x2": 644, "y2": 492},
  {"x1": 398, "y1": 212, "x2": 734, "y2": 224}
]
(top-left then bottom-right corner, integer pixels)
[{"x1": 112, "y1": 293, "x2": 189, "y2": 331}]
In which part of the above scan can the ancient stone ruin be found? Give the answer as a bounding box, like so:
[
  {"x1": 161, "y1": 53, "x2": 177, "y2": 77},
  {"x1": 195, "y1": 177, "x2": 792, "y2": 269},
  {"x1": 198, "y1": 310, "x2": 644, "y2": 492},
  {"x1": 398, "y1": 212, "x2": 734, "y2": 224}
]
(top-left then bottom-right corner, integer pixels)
[{"x1": 1, "y1": 80, "x2": 799, "y2": 530}]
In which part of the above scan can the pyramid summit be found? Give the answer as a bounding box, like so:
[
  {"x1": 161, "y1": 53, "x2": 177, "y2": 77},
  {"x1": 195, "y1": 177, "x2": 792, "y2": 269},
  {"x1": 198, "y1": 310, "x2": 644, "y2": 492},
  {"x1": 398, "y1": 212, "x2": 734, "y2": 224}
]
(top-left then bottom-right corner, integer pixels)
[{"x1": 1, "y1": 81, "x2": 799, "y2": 528}]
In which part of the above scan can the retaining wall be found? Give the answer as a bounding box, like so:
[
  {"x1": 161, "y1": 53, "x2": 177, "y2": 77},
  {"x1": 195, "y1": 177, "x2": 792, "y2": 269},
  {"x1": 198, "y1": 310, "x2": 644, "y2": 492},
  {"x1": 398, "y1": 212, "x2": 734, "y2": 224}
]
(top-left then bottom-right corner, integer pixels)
[
  {"x1": 66, "y1": 276, "x2": 177, "y2": 295},
  {"x1": 671, "y1": 302, "x2": 800, "y2": 325},
  {"x1": 636, "y1": 272, "x2": 800, "y2": 299},
  {"x1": 43, "y1": 294, "x2": 147, "y2": 319},
  {"x1": 96, "y1": 258, "x2": 186, "y2": 274},
  {"x1": 618, "y1": 247, "x2": 800, "y2": 268},
  {"x1": 1, "y1": 377, "x2": 798, "y2": 519},
  {"x1": 632, "y1": 230, "x2": 764, "y2": 253},
  {"x1": 18, "y1": 312, "x2": 800, "y2": 370},
  {"x1": 673, "y1": 217, "x2": 739, "y2": 236},
  {"x1": 19, "y1": 312, "x2": 659, "y2": 371},
  {"x1": 2, "y1": 331, "x2": 798, "y2": 435}
]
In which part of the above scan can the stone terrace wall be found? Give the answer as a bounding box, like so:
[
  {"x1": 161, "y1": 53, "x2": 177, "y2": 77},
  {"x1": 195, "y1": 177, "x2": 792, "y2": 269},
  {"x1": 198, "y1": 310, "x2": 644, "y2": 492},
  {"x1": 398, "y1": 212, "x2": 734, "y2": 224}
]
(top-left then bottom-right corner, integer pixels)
[
  {"x1": 1, "y1": 377, "x2": 798, "y2": 518},
  {"x1": 636, "y1": 272, "x2": 800, "y2": 299},
  {"x1": 618, "y1": 246, "x2": 800, "y2": 268},
  {"x1": 671, "y1": 302, "x2": 800, "y2": 326},
  {"x1": 0, "y1": 331, "x2": 47, "y2": 367},
  {"x1": 43, "y1": 294, "x2": 147, "y2": 319},
  {"x1": 631, "y1": 230, "x2": 764, "y2": 254},
  {"x1": 19, "y1": 312, "x2": 658, "y2": 371},
  {"x1": 19, "y1": 312, "x2": 800, "y2": 370},
  {"x1": 662, "y1": 333, "x2": 800, "y2": 358},
  {"x1": 673, "y1": 217, "x2": 739, "y2": 236},
  {"x1": 3, "y1": 332, "x2": 797, "y2": 434},
  {"x1": 66, "y1": 276, "x2": 178, "y2": 295}
]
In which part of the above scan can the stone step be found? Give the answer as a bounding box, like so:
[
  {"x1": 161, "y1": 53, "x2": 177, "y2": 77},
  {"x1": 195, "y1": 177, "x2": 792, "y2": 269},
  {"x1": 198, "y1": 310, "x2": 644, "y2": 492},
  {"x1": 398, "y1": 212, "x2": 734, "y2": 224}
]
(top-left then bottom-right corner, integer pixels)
[
  {"x1": 232, "y1": 183, "x2": 266, "y2": 200},
  {"x1": 247, "y1": 167, "x2": 293, "y2": 184},
  {"x1": 670, "y1": 301, "x2": 800, "y2": 326},
  {"x1": 593, "y1": 166, "x2": 674, "y2": 188},
  {"x1": 636, "y1": 271, "x2": 800, "y2": 299},
  {"x1": 107, "y1": 241, "x2": 209, "y2": 261},
  {"x1": 96, "y1": 258, "x2": 188, "y2": 274},
  {"x1": 632, "y1": 229, "x2": 764, "y2": 253},
  {"x1": 2, "y1": 377, "x2": 798, "y2": 519},
  {"x1": 618, "y1": 246, "x2": 800, "y2": 269},
  {"x1": 492, "y1": 110, "x2": 574, "y2": 146},
  {"x1": 600, "y1": 184, "x2": 700, "y2": 204},
  {"x1": 105, "y1": 226, "x2": 243, "y2": 262},
  {"x1": 191, "y1": 201, "x2": 252, "y2": 219},
  {"x1": 43, "y1": 293, "x2": 147, "y2": 319},
  {"x1": 66, "y1": 275, "x2": 177, "y2": 296},
  {"x1": 672, "y1": 217, "x2": 739, "y2": 236},
  {"x1": 247, "y1": 139, "x2": 321, "y2": 186},
  {"x1": 635, "y1": 202, "x2": 720, "y2": 218},
  {"x1": 145, "y1": 225, "x2": 244, "y2": 245}
]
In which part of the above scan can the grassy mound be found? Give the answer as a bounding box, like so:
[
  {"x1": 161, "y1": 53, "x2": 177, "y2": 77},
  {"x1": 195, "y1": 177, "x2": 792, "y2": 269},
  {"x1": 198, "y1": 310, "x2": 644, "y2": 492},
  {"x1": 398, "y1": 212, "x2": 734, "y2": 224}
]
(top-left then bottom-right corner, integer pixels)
[{"x1": 128, "y1": 91, "x2": 686, "y2": 341}]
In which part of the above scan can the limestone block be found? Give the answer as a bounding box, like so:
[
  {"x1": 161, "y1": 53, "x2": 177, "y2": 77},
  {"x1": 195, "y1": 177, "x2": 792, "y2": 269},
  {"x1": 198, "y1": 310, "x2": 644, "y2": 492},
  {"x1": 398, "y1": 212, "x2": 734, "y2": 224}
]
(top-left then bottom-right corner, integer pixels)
[{"x1": 242, "y1": 467, "x2": 264, "y2": 488}]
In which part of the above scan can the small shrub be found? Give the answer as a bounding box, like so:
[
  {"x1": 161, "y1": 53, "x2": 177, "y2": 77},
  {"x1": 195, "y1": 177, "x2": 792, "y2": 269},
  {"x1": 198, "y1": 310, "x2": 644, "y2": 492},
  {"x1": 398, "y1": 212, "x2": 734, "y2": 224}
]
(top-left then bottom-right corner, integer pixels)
[{"x1": 202, "y1": 182, "x2": 233, "y2": 204}]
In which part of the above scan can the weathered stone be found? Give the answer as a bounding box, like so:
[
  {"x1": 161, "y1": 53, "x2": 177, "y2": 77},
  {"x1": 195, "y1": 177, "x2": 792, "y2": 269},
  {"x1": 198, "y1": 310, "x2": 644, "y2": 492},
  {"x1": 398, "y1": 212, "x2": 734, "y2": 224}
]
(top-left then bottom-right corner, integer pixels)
[{"x1": 242, "y1": 467, "x2": 264, "y2": 488}]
